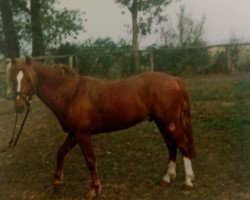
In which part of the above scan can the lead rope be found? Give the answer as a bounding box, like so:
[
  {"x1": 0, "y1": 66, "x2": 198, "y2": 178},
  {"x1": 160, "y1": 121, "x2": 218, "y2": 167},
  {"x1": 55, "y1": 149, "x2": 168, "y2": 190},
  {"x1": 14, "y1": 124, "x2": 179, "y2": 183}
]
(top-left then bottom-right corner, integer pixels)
[
  {"x1": 9, "y1": 112, "x2": 19, "y2": 147},
  {"x1": 12, "y1": 106, "x2": 30, "y2": 147},
  {"x1": 1, "y1": 106, "x2": 30, "y2": 153}
]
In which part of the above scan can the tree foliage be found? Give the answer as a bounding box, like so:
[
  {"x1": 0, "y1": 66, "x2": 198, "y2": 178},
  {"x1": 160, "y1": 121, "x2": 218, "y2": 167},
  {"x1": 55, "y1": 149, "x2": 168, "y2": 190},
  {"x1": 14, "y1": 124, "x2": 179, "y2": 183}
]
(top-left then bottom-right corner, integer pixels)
[
  {"x1": 116, "y1": 0, "x2": 173, "y2": 36},
  {"x1": 39, "y1": 0, "x2": 85, "y2": 48},
  {"x1": 161, "y1": 5, "x2": 206, "y2": 47},
  {"x1": 0, "y1": 0, "x2": 85, "y2": 56}
]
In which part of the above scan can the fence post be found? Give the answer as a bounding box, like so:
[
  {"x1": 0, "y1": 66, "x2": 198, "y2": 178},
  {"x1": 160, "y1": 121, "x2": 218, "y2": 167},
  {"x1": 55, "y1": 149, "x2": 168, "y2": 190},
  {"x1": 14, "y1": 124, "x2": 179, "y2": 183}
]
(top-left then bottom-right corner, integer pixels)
[
  {"x1": 69, "y1": 56, "x2": 73, "y2": 69},
  {"x1": 150, "y1": 51, "x2": 154, "y2": 72},
  {"x1": 75, "y1": 55, "x2": 79, "y2": 73},
  {"x1": 226, "y1": 46, "x2": 235, "y2": 73}
]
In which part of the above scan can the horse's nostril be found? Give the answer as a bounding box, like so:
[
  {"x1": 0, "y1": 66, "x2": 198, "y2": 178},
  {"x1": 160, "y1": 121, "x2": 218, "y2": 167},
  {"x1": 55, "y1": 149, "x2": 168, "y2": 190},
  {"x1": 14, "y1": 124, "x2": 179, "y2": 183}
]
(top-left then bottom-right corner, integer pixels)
[{"x1": 15, "y1": 99, "x2": 25, "y2": 113}]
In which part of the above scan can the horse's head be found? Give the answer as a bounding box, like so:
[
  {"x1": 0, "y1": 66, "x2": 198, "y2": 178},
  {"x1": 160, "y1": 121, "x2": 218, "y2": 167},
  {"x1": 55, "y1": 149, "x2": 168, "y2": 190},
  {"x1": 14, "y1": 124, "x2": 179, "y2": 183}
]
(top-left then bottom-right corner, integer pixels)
[{"x1": 9, "y1": 57, "x2": 36, "y2": 113}]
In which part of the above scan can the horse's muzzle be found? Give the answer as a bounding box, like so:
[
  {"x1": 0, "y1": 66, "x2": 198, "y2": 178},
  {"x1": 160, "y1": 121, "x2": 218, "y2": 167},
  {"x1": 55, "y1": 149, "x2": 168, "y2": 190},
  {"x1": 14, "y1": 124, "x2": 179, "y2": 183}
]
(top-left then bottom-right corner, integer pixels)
[{"x1": 14, "y1": 97, "x2": 26, "y2": 113}]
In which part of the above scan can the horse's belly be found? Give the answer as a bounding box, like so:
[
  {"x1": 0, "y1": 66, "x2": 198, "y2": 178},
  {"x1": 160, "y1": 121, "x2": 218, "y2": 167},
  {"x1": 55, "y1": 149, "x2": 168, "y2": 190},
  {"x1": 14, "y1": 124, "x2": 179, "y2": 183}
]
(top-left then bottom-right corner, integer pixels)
[
  {"x1": 94, "y1": 117, "x2": 145, "y2": 133},
  {"x1": 94, "y1": 107, "x2": 149, "y2": 133}
]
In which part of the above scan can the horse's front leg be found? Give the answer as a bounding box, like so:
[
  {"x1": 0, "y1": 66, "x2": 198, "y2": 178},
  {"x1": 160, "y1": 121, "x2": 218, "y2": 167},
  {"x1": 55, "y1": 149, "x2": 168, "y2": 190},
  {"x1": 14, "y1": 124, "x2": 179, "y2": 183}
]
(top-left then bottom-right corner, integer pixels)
[
  {"x1": 54, "y1": 134, "x2": 77, "y2": 189},
  {"x1": 75, "y1": 131, "x2": 101, "y2": 200}
]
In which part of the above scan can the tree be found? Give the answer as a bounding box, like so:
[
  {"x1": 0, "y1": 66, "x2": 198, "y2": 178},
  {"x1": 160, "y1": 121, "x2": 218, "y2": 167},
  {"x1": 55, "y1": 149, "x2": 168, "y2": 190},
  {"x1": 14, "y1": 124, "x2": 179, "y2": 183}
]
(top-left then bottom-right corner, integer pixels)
[
  {"x1": 30, "y1": 0, "x2": 45, "y2": 56},
  {"x1": 0, "y1": 0, "x2": 85, "y2": 55},
  {"x1": 0, "y1": 0, "x2": 20, "y2": 57},
  {"x1": 177, "y1": 5, "x2": 206, "y2": 47},
  {"x1": 115, "y1": 0, "x2": 173, "y2": 72},
  {"x1": 158, "y1": 5, "x2": 209, "y2": 73},
  {"x1": 161, "y1": 5, "x2": 206, "y2": 47},
  {"x1": 0, "y1": 18, "x2": 5, "y2": 55}
]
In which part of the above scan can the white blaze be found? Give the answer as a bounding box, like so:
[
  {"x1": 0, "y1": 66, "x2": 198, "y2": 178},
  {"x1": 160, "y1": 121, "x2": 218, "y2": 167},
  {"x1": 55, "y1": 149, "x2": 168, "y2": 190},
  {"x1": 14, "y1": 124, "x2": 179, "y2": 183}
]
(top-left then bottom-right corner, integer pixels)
[{"x1": 16, "y1": 71, "x2": 24, "y2": 95}]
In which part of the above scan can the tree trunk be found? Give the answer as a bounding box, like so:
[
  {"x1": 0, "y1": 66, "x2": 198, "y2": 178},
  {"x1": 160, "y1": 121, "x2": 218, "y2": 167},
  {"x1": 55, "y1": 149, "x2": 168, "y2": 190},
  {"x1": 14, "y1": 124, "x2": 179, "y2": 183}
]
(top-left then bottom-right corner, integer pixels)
[
  {"x1": 0, "y1": 30, "x2": 5, "y2": 55},
  {"x1": 0, "y1": 0, "x2": 20, "y2": 57},
  {"x1": 178, "y1": 6, "x2": 185, "y2": 47},
  {"x1": 130, "y1": 0, "x2": 140, "y2": 73},
  {"x1": 30, "y1": 0, "x2": 45, "y2": 56}
]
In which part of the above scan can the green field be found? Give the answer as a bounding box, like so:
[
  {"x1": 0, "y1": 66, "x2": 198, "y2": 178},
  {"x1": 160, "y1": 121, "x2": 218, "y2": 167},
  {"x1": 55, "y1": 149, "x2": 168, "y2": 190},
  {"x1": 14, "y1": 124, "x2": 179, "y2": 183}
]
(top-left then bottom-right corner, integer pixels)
[{"x1": 0, "y1": 73, "x2": 249, "y2": 200}]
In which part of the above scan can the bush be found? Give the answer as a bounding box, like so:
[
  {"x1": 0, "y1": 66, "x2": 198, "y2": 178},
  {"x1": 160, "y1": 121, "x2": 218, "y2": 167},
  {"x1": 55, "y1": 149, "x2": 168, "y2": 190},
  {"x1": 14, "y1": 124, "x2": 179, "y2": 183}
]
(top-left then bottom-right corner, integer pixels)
[
  {"x1": 210, "y1": 51, "x2": 228, "y2": 73},
  {"x1": 153, "y1": 46, "x2": 211, "y2": 75},
  {"x1": 58, "y1": 38, "x2": 132, "y2": 78}
]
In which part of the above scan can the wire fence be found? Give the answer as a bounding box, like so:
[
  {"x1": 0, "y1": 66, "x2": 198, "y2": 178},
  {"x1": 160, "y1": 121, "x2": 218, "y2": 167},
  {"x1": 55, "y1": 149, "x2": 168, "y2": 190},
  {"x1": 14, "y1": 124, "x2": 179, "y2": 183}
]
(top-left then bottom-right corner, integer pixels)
[
  {"x1": 1, "y1": 42, "x2": 250, "y2": 98},
  {"x1": 75, "y1": 42, "x2": 250, "y2": 77}
]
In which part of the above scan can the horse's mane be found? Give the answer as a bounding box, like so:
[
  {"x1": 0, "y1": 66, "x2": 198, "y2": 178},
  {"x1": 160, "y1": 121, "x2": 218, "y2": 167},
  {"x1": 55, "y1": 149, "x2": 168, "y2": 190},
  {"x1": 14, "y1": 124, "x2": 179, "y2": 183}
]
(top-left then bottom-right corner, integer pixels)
[{"x1": 51, "y1": 63, "x2": 76, "y2": 80}]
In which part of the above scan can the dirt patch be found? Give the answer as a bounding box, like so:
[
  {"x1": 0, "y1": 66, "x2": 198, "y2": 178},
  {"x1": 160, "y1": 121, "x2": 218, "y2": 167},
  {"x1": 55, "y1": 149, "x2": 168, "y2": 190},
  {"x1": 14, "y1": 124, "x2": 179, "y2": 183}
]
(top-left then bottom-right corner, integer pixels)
[{"x1": 220, "y1": 101, "x2": 236, "y2": 107}]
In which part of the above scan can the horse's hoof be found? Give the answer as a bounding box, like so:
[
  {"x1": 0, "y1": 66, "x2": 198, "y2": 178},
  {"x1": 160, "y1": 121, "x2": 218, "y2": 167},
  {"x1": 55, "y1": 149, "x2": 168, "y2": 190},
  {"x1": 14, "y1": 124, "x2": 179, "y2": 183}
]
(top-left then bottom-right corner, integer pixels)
[
  {"x1": 85, "y1": 192, "x2": 96, "y2": 200},
  {"x1": 85, "y1": 195, "x2": 95, "y2": 200},
  {"x1": 183, "y1": 184, "x2": 193, "y2": 191},
  {"x1": 160, "y1": 179, "x2": 171, "y2": 188},
  {"x1": 53, "y1": 182, "x2": 62, "y2": 193},
  {"x1": 169, "y1": 173, "x2": 176, "y2": 181}
]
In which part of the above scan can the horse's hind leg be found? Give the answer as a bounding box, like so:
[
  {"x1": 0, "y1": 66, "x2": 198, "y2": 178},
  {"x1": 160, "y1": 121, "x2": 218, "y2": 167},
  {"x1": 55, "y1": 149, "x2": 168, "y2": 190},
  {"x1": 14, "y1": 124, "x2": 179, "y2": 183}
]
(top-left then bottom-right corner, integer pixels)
[
  {"x1": 54, "y1": 134, "x2": 77, "y2": 188},
  {"x1": 157, "y1": 120, "x2": 195, "y2": 188},
  {"x1": 156, "y1": 121, "x2": 177, "y2": 186},
  {"x1": 167, "y1": 121, "x2": 195, "y2": 188}
]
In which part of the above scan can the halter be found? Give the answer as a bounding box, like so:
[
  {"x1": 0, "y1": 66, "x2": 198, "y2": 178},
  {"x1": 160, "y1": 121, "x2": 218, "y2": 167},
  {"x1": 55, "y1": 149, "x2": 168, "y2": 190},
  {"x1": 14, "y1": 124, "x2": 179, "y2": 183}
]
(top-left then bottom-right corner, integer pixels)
[{"x1": 15, "y1": 91, "x2": 33, "y2": 106}]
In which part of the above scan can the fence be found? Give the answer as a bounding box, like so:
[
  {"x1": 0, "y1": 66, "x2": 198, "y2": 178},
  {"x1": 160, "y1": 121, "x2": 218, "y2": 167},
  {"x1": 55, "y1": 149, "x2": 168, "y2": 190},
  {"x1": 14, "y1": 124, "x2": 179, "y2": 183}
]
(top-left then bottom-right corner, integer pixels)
[
  {"x1": 1, "y1": 43, "x2": 250, "y2": 98},
  {"x1": 147, "y1": 43, "x2": 245, "y2": 73},
  {"x1": 32, "y1": 54, "x2": 76, "y2": 69},
  {"x1": 0, "y1": 54, "x2": 75, "y2": 73},
  {"x1": 76, "y1": 42, "x2": 250, "y2": 77}
]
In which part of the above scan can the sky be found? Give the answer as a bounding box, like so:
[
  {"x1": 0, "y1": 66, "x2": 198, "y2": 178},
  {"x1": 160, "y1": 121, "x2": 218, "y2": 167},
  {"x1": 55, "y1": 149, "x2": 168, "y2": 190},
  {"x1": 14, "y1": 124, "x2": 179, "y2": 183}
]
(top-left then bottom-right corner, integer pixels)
[{"x1": 58, "y1": 0, "x2": 250, "y2": 47}]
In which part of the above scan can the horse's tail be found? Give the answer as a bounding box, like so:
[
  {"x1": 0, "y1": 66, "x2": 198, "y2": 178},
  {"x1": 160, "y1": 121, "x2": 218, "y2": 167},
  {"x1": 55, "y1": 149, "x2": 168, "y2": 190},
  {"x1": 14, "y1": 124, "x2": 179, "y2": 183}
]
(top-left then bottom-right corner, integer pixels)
[{"x1": 175, "y1": 77, "x2": 196, "y2": 159}]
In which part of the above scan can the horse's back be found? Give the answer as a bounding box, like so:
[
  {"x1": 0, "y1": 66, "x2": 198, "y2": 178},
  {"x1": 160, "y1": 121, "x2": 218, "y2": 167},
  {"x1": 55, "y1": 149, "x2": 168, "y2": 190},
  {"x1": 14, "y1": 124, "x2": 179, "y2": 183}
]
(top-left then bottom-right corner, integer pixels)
[
  {"x1": 104, "y1": 71, "x2": 184, "y2": 123},
  {"x1": 135, "y1": 71, "x2": 183, "y2": 106}
]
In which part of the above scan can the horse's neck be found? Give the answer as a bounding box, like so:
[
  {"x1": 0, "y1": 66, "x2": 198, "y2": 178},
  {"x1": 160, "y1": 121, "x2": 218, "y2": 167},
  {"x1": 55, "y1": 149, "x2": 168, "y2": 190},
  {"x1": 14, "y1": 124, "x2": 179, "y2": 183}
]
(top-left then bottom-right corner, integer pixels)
[{"x1": 33, "y1": 63, "x2": 77, "y2": 114}]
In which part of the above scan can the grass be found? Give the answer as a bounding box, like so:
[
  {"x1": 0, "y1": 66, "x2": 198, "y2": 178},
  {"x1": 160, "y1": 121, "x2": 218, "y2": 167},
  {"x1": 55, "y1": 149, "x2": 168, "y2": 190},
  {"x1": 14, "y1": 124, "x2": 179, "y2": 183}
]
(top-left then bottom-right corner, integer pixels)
[
  {"x1": 189, "y1": 74, "x2": 250, "y2": 200},
  {"x1": 0, "y1": 72, "x2": 250, "y2": 199}
]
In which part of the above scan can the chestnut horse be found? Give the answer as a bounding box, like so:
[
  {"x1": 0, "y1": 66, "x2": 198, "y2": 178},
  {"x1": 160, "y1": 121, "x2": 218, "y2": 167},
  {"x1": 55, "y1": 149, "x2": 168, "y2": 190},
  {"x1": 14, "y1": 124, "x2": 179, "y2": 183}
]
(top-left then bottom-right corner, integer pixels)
[{"x1": 8, "y1": 57, "x2": 196, "y2": 199}]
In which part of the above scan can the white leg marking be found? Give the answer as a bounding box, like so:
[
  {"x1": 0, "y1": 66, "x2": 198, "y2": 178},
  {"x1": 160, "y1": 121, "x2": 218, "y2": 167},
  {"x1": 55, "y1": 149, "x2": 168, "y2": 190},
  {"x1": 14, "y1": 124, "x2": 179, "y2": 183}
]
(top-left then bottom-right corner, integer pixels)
[
  {"x1": 16, "y1": 71, "x2": 24, "y2": 98},
  {"x1": 162, "y1": 161, "x2": 176, "y2": 183},
  {"x1": 183, "y1": 157, "x2": 195, "y2": 187}
]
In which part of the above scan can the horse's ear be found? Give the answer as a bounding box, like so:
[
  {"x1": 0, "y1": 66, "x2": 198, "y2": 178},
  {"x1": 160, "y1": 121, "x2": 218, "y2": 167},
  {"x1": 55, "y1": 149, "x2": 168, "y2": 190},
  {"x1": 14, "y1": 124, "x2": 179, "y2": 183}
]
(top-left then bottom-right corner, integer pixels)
[
  {"x1": 11, "y1": 58, "x2": 16, "y2": 64},
  {"x1": 25, "y1": 56, "x2": 31, "y2": 65}
]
